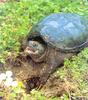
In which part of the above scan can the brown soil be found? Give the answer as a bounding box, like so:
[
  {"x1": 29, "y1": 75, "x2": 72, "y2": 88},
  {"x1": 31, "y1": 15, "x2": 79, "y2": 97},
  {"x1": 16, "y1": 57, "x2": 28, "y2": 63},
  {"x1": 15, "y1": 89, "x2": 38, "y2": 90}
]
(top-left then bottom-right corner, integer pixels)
[
  {"x1": 0, "y1": 52, "x2": 87, "y2": 99},
  {"x1": 0, "y1": 53, "x2": 75, "y2": 98}
]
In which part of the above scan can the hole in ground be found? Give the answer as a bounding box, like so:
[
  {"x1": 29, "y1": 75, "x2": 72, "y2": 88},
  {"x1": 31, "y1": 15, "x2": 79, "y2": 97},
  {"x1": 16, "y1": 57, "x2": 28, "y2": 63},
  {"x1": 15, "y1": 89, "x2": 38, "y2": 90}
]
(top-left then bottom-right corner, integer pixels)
[{"x1": 25, "y1": 76, "x2": 42, "y2": 92}]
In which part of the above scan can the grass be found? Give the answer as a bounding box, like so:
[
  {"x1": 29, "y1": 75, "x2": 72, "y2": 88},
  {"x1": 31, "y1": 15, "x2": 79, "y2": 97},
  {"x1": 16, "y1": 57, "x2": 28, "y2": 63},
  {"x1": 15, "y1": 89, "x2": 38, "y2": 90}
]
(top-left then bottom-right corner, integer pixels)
[{"x1": 0, "y1": 0, "x2": 88, "y2": 99}]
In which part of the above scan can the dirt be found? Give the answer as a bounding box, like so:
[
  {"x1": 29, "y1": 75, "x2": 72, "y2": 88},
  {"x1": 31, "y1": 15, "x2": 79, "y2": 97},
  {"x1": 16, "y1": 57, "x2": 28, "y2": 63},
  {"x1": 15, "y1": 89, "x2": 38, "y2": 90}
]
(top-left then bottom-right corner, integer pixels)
[
  {"x1": 0, "y1": 52, "x2": 88, "y2": 99},
  {"x1": 0, "y1": 53, "x2": 73, "y2": 97}
]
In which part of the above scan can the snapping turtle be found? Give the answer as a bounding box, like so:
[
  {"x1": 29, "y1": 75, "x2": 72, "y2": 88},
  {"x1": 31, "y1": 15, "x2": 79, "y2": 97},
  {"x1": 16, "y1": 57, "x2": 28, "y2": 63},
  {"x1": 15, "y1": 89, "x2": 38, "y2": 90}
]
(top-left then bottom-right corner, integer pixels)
[{"x1": 22, "y1": 13, "x2": 88, "y2": 89}]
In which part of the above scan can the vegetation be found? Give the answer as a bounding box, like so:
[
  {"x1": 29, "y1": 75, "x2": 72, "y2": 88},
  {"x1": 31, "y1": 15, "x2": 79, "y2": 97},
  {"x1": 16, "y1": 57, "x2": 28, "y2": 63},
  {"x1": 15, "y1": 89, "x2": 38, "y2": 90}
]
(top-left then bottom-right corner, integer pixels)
[{"x1": 0, "y1": 0, "x2": 88, "y2": 99}]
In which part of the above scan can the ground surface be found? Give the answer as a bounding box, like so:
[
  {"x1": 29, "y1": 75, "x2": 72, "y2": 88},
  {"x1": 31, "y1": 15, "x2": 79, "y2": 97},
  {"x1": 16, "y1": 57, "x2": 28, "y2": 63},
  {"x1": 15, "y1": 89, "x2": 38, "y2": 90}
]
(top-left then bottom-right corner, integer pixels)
[{"x1": 1, "y1": 49, "x2": 88, "y2": 100}]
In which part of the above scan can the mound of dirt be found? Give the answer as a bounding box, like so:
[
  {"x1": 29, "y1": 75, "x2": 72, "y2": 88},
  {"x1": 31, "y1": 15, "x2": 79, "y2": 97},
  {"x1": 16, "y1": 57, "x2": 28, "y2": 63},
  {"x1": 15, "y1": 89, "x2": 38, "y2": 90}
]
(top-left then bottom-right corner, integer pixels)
[{"x1": 1, "y1": 52, "x2": 88, "y2": 98}]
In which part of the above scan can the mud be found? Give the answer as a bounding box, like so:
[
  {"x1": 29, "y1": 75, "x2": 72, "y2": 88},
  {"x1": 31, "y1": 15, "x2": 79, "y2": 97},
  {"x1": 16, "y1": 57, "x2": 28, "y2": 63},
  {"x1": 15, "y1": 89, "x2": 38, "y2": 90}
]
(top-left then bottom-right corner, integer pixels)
[
  {"x1": 0, "y1": 49, "x2": 75, "y2": 96},
  {"x1": 0, "y1": 51, "x2": 88, "y2": 98}
]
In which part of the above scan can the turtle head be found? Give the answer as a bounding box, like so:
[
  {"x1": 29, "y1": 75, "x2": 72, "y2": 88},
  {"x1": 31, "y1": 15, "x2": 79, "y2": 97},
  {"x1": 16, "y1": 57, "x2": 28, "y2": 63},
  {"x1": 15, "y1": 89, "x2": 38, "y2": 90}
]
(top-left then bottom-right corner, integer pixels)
[
  {"x1": 24, "y1": 40, "x2": 46, "y2": 62},
  {"x1": 25, "y1": 40, "x2": 45, "y2": 55}
]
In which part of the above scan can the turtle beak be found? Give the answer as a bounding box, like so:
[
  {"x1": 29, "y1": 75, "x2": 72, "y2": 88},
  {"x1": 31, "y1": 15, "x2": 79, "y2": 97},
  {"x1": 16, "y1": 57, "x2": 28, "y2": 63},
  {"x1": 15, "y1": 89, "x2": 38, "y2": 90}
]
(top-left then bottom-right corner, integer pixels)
[{"x1": 24, "y1": 46, "x2": 38, "y2": 55}]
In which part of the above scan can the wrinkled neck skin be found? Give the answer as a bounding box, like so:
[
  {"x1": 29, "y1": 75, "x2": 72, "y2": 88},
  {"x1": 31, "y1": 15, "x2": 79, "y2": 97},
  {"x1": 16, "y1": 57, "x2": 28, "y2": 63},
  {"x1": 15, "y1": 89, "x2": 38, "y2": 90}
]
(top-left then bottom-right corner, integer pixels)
[{"x1": 29, "y1": 46, "x2": 48, "y2": 63}]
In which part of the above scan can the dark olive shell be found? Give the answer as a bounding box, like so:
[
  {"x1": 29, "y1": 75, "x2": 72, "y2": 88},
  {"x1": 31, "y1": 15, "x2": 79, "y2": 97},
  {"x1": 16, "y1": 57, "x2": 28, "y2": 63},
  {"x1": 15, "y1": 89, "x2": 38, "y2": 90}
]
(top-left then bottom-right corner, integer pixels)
[{"x1": 28, "y1": 13, "x2": 88, "y2": 52}]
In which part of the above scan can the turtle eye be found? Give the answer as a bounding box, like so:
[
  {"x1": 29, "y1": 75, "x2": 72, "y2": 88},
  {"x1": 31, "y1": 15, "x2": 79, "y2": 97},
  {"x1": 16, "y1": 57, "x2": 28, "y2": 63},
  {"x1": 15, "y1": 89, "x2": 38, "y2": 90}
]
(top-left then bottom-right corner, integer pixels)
[{"x1": 33, "y1": 43, "x2": 37, "y2": 47}]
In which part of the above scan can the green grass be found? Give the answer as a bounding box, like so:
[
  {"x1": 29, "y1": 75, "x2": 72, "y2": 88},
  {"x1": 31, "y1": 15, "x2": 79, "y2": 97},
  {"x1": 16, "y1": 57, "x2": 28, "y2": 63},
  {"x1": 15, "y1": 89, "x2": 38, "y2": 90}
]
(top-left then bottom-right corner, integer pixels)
[
  {"x1": 56, "y1": 48, "x2": 88, "y2": 97},
  {"x1": 0, "y1": 0, "x2": 88, "y2": 99}
]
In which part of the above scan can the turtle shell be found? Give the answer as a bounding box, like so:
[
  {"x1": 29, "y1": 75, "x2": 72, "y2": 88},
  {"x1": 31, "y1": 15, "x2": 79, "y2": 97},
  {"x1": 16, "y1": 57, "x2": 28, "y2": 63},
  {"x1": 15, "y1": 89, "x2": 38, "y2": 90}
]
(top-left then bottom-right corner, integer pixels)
[{"x1": 28, "y1": 13, "x2": 88, "y2": 52}]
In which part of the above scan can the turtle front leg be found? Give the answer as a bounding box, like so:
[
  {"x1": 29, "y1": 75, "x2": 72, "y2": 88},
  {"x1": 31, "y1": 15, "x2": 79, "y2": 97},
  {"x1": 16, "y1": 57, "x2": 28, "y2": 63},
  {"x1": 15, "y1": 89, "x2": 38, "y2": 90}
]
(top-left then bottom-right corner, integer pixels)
[
  {"x1": 39, "y1": 50, "x2": 59, "y2": 86},
  {"x1": 39, "y1": 48, "x2": 75, "y2": 87}
]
